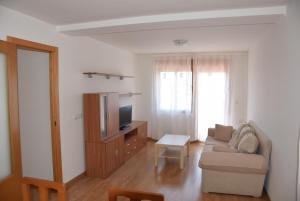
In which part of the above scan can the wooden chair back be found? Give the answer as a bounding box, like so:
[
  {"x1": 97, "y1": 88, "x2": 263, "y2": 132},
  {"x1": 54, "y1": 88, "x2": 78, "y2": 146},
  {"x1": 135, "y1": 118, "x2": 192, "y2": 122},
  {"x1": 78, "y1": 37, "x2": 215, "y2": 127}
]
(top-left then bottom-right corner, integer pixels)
[
  {"x1": 108, "y1": 187, "x2": 164, "y2": 201},
  {"x1": 21, "y1": 177, "x2": 67, "y2": 201}
]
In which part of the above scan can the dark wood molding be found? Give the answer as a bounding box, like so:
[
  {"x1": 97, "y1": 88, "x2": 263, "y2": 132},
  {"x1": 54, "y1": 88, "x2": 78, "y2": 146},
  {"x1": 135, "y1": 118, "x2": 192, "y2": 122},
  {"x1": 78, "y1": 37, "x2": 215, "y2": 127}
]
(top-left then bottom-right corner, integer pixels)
[
  {"x1": 7, "y1": 36, "x2": 63, "y2": 183},
  {"x1": 7, "y1": 36, "x2": 57, "y2": 52},
  {"x1": 0, "y1": 40, "x2": 22, "y2": 201}
]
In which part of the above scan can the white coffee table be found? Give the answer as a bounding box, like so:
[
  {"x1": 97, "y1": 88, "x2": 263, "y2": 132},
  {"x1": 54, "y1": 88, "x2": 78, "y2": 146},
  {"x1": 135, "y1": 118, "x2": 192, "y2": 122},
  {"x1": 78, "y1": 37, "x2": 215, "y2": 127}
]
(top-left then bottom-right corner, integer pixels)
[{"x1": 154, "y1": 134, "x2": 190, "y2": 169}]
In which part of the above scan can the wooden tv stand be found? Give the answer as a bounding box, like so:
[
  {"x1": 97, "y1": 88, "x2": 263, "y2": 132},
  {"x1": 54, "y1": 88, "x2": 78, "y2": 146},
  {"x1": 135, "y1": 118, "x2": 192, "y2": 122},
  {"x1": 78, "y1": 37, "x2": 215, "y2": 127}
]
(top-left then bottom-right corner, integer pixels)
[
  {"x1": 84, "y1": 92, "x2": 147, "y2": 178},
  {"x1": 85, "y1": 121, "x2": 147, "y2": 178},
  {"x1": 119, "y1": 121, "x2": 147, "y2": 160}
]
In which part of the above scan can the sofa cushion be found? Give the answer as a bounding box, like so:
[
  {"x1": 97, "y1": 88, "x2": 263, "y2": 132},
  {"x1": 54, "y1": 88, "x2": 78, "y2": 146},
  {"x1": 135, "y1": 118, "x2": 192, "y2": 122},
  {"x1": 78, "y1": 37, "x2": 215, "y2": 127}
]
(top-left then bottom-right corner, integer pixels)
[
  {"x1": 202, "y1": 144, "x2": 214, "y2": 153},
  {"x1": 228, "y1": 129, "x2": 238, "y2": 147},
  {"x1": 205, "y1": 136, "x2": 228, "y2": 147},
  {"x1": 213, "y1": 145, "x2": 238, "y2": 153},
  {"x1": 236, "y1": 124, "x2": 255, "y2": 145},
  {"x1": 208, "y1": 128, "x2": 215, "y2": 137},
  {"x1": 238, "y1": 132, "x2": 259, "y2": 154},
  {"x1": 214, "y1": 124, "x2": 233, "y2": 142},
  {"x1": 199, "y1": 151, "x2": 267, "y2": 174}
]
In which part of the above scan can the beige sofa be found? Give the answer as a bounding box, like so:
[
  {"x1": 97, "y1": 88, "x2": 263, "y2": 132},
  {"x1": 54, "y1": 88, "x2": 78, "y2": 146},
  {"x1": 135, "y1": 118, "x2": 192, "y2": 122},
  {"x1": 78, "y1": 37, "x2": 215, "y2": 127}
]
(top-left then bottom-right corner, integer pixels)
[{"x1": 198, "y1": 121, "x2": 272, "y2": 197}]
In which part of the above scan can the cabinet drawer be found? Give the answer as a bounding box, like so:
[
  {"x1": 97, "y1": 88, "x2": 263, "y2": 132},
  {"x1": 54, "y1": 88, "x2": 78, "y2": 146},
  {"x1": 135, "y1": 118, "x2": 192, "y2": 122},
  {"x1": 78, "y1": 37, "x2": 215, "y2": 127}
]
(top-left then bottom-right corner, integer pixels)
[
  {"x1": 131, "y1": 144, "x2": 138, "y2": 152},
  {"x1": 126, "y1": 136, "x2": 138, "y2": 144},
  {"x1": 124, "y1": 142, "x2": 139, "y2": 160},
  {"x1": 125, "y1": 143, "x2": 132, "y2": 152},
  {"x1": 124, "y1": 149, "x2": 133, "y2": 160},
  {"x1": 125, "y1": 140, "x2": 138, "y2": 151}
]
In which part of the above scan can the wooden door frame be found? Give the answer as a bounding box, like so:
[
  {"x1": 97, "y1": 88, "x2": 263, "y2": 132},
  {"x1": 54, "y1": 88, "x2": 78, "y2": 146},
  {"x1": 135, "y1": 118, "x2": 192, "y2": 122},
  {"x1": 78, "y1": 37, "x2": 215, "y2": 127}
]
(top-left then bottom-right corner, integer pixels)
[
  {"x1": 0, "y1": 40, "x2": 22, "y2": 178},
  {"x1": 7, "y1": 36, "x2": 63, "y2": 183},
  {"x1": 0, "y1": 40, "x2": 22, "y2": 201}
]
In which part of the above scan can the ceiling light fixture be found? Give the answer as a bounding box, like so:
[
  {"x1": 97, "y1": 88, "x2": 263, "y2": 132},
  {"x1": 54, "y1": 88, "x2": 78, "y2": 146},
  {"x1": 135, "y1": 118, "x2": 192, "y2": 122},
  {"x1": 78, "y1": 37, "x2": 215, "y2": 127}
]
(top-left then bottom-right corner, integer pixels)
[{"x1": 173, "y1": 39, "x2": 188, "y2": 46}]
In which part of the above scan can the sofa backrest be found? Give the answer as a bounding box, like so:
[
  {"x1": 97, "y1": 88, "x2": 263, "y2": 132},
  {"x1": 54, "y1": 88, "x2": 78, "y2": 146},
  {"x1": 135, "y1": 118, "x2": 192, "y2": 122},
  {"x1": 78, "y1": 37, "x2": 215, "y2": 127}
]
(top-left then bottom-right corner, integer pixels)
[{"x1": 248, "y1": 121, "x2": 272, "y2": 168}]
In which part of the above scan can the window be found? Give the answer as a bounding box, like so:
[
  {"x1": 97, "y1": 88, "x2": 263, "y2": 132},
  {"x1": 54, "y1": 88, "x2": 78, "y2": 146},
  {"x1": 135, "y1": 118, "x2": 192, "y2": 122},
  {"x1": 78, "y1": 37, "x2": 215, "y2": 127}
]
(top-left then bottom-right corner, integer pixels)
[
  {"x1": 196, "y1": 72, "x2": 227, "y2": 141},
  {"x1": 152, "y1": 56, "x2": 230, "y2": 141},
  {"x1": 159, "y1": 71, "x2": 192, "y2": 112}
]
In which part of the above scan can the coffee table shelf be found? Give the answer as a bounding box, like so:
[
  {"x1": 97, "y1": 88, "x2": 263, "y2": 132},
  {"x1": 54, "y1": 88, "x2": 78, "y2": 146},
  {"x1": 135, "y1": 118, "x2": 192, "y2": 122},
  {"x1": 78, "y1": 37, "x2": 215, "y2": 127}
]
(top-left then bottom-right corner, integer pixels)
[{"x1": 154, "y1": 134, "x2": 190, "y2": 169}]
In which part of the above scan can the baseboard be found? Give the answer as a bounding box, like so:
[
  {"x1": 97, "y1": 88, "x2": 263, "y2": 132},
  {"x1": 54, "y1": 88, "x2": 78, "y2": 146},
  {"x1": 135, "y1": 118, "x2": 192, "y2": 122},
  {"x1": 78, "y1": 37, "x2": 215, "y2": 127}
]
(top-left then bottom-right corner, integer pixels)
[
  {"x1": 65, "y1": 171, "x2": 86, "y2": 189},
  {"x1": 263, "y1": 187, "x2": 271, "y2": 201}
]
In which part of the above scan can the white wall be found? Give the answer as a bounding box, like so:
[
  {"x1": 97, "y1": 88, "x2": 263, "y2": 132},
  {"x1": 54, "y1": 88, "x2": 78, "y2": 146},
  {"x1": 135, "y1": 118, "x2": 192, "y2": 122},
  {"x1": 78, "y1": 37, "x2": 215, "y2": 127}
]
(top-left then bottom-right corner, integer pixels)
[
  {"x1": 228, "y1": 53, "x2": 248, "y2": 127},
  {"x1": 135, "y1": 52, "x2": 248, "y2": 137},
  {"x1": 0, "y1": 53, "x2": 11, "y2": 181},
  {"x1": 0, "y1": 5, "x2": 137, "y2": 182},
  {"x1": 247, "y1": 0, "x2": 300, "y2": 200},
  {"x1": 134, "y1": 55, "x2": 153, "y2": 135},
  {"x1": 18, "y1": 49, "x2": 53, "y2": 180}
]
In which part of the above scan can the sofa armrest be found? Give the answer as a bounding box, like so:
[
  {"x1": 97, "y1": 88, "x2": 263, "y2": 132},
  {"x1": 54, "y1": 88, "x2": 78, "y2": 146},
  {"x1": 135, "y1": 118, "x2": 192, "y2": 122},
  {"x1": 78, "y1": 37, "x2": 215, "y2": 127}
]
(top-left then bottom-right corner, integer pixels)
[
  {"x1": 208, "y1": 128, "x2": 215, "y2": 137},
  {"x1": 199, "y1": 151, "x2": 268, "y2": 174}
]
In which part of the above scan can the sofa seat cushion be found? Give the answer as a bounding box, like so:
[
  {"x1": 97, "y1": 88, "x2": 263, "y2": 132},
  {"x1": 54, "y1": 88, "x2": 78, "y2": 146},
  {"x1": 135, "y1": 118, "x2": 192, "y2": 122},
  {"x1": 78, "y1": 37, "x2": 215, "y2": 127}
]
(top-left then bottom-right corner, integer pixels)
[
  {"x1": 213, "y1": 145, "x2": 238, "y2": 153},
  {"x1": 205, "y1": 136, "x2": 228, "y2": 147},
  {"x1": 199, "y1": 151, "x2": 267, "y2": 174},
  {"x1": 202, "y1": 144, "x2": 214, "y2": 153}
]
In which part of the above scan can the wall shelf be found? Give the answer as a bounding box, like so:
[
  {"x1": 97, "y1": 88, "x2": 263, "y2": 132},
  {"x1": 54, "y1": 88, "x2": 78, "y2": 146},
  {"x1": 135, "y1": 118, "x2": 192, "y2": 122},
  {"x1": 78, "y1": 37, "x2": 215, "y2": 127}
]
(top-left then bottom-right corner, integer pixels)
[
  {"x1": 83, "y1": 72, "x2": 134, "y2": 80},
  {"x1": 119, "y1": 92, "x2": 142, "y2": 97}
]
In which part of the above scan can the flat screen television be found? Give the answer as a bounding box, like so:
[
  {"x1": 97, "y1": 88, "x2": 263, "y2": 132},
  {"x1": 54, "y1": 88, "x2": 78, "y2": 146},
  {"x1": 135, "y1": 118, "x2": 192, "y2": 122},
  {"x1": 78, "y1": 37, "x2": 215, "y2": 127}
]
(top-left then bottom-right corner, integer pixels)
[{"x1": 119, "y1": 105, "x2": 132, "y2": 130}]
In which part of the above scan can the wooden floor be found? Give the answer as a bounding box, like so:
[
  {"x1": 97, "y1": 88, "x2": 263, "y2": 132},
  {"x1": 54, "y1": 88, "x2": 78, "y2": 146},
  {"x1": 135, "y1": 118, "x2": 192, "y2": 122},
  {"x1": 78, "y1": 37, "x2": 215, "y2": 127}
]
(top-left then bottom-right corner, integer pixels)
[{"x1": 67, "y1": 141, "x2": 270, "y2": 201}]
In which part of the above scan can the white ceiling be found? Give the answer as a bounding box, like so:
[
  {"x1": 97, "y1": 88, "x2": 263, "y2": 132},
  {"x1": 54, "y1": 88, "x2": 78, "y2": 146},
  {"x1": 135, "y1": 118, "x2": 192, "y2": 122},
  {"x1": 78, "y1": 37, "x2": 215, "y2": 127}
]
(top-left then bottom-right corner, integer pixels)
[
  {"x1": 93, "y1": 23, "x2": 273, "y2": 53},
  {"x1": 0, "y1": 0, "x2": 287, "y2": 53},
  {"x1": 0, "y1": 0, "x2": 287, "y2": 25}
]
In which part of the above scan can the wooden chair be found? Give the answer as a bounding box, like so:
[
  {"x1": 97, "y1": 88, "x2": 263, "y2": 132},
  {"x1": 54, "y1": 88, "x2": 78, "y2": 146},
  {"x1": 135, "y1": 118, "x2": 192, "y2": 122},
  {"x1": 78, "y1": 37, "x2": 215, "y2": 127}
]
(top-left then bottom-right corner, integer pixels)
[
  {"x1": 108, "y1": 187, "x2": 164, "y2": 201},
  {"x1": 21, "y1": 177, "x2": 67, "y2": 201}
]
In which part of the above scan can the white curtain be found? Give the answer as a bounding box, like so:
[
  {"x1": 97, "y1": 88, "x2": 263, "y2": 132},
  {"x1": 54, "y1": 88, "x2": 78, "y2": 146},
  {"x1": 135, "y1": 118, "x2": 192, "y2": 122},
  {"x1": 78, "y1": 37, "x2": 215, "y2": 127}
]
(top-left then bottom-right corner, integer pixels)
[
  {"x1": 193, "y1": 55, "x2": 231, "y2": 141},
  {"x1": 151, "y1": 56, "x2": 195, "y2": 140},
  {"x1": 151, "y1": 55, "x2": 233, "y2": 141}
]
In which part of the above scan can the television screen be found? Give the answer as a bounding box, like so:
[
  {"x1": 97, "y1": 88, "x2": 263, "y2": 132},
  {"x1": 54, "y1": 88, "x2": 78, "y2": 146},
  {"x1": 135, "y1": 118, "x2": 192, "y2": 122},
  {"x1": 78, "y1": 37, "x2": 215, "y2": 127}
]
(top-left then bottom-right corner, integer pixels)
[{"x1": 119, "y1": 105, "x2": 132, "y2": 129}]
